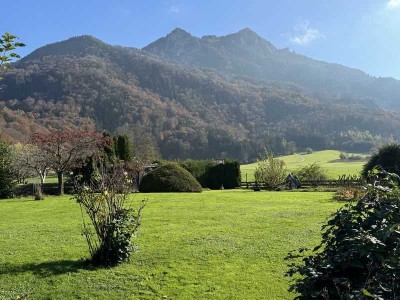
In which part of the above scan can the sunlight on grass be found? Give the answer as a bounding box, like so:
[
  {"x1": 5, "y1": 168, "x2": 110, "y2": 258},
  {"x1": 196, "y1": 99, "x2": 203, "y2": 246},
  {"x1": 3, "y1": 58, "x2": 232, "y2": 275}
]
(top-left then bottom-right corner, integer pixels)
[
  {"x1": 0, "y1": 191, "x2": 342, "y2": 299},
  {"x1": 241, "y1": 150, "x2": 367, "y2": 181}
]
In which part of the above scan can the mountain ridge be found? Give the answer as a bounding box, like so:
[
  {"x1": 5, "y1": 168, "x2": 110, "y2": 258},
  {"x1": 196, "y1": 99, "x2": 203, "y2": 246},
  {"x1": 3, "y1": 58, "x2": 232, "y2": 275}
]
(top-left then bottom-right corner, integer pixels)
[
  {"x1": 0, "y1": 30, "x2": 399, "y2": 161},
  {"x1": 144, "y1": 28, "x2": 400, "y2": 109}
]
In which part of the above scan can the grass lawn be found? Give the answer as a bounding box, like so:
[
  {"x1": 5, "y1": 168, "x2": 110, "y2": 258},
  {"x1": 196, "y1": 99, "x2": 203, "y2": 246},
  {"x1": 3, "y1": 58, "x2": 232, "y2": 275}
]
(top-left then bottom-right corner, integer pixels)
[
  {"x1": 25, "y1": 174, "x2": 60, "y2": 184},
  {"x1": 241, "y1": 150, "x2": 368, "y2": 181},
  {"x1": 0, "y1": 191, "x2": 342, "y2": 299}
]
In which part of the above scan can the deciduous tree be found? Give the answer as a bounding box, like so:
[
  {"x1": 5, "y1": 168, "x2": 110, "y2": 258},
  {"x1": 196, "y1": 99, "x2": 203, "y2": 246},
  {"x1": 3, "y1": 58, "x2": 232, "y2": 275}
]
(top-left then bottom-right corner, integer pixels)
[
  {"x1": 32, "y1": 130, "x2": 108, "y2": 195},
  {"x1": 12, "y1": 143, "x2": 51, "y2": 194},
  {"x1": 254, "y1": 150, "x2": 286, "y2": 189}
]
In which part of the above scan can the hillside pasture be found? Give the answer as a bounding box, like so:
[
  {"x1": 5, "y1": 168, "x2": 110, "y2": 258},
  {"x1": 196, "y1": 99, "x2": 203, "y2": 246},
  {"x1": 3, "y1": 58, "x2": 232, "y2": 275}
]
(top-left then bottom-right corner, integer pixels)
[
  {"x1": 241, "y1": 150, "x2": 367, "y2": 182},
  {"x1": 0, "y1": 191, "x2": 341, "y2": 299}
]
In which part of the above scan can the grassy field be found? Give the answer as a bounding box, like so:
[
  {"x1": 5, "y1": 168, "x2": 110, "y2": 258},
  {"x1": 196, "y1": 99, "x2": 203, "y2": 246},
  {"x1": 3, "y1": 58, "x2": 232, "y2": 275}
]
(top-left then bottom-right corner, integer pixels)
[
  {"x1": 241, "y1": 150, "x2": 368, "y2": 181},
  {"x1": 25, "y1": 174, "x2": 59, "y2": 184},
  {"x1": 0, "y1": 191, "x2": 342, "y2": 299}
]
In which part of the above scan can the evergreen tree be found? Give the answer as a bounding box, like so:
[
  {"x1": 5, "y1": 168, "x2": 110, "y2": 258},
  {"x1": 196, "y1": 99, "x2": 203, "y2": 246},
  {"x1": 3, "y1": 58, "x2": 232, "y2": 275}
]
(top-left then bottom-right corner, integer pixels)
[
  {"x1": 0, "y1": 139, "x2": 15, "y2": 198},
  {"x1": 116, "y1": 135, "x2": 133, "y2": 162}
]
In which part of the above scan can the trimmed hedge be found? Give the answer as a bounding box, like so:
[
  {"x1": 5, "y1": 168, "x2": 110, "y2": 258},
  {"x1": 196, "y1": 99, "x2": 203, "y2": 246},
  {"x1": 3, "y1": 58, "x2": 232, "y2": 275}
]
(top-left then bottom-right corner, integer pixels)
[
  {"x1": 139, "y1": 164, "x2": 202, "y2": 193},
  {"x1": 180, "y1": 160, "x2": 241, "y2": 189}
]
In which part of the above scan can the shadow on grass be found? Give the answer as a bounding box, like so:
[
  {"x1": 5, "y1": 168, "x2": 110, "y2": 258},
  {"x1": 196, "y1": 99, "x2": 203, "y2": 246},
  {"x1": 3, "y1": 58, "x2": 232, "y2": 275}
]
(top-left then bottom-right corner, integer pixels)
[
  {"x1": 0, "y1": 198, "x2": 38, "y2": 203},
  {"x1": 0, "y1": 259, "x2": 96, "y2": 277}
]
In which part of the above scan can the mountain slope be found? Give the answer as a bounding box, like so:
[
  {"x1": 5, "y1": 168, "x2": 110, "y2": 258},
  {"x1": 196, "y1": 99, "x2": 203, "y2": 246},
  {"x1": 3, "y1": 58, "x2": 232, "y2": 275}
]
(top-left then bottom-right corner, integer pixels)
[
  {"x1": 144, "y1": 28, "x2": 400, "y2": 109},
  {"x1": 0, "y1": 35, "x2": 399, "y2": 161}
]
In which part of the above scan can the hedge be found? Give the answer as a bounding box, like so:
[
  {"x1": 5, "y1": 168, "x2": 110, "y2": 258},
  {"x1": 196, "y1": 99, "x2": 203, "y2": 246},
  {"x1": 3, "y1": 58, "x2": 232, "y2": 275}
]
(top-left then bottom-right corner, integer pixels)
[
  {"x1": 139, "y1": 164, "x2": 202, "y2": 193},
  {"x1": 180, "y1": 160, "x2": 241, "y2": 189}
]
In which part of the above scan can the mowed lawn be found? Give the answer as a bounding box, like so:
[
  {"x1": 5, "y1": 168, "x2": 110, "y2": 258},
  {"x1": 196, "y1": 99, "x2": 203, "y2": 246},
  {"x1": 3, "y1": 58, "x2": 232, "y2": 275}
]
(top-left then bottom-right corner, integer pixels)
[
  {"x1": 0, "y1": 191, "x2": 342, "y2": 299},
  {"x1": 241, "y1": 150, "x2": 368, "y2": 181}
]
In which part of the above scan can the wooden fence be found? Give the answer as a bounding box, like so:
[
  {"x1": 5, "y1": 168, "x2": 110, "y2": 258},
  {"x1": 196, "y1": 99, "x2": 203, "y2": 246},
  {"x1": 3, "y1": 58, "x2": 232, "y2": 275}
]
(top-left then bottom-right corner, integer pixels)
[
  {"x1": 240, "y1": 178, "x2": 364, "y2": 189},
  {"x1": 15, "y1": 183, "x2": 75, "y2": 196}
]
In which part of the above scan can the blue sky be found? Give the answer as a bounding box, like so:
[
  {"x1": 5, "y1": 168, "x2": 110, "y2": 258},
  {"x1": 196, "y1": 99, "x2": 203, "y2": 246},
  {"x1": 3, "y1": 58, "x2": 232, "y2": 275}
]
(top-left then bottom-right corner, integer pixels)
[{"x1": 2, "y1": 0, "x2": 400, "y2": 79}]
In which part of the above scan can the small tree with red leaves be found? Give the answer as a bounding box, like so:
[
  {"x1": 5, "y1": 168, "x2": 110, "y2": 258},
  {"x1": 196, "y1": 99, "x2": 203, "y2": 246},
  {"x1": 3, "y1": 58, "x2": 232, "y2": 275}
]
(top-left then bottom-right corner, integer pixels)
[{"x1": 32, "y1": 130, "x2": 109, "y2": 195}]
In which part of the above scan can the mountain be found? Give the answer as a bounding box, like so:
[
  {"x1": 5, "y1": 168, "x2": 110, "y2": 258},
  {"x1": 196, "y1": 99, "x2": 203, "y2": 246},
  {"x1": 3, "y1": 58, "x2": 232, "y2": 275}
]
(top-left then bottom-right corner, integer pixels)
[
  {"x1": 0, "y1": 104, "x2": 49, "y2": 142},
  {"x1": 0, "y1": 33, "x2": 399, "y2": 161},
  {"x1": 144, "y1": 28, "x2": 400, "y2": 109}
]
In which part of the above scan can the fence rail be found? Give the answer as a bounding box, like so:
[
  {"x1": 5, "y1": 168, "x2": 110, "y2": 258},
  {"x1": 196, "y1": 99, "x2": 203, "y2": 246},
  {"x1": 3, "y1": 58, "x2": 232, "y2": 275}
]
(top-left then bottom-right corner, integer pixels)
[
  {"x1": 240, "y1": 179, "x2": 364, "y2": 189},
  {"x1": 15, "y1": 183, "x2": 75, "y2": 196}
]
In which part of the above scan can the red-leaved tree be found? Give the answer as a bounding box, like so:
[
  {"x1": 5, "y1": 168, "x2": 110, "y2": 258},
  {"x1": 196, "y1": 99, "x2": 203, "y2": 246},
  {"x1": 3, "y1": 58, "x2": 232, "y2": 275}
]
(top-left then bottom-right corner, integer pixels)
[{"x1": 32, "y1": 130, "x2": 109, "y2": 195}]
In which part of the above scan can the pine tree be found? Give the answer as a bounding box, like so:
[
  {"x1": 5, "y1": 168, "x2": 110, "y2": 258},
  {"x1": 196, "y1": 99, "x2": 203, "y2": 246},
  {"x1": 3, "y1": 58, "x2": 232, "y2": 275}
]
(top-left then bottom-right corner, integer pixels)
[{"x1": 116, "y1": 135, "x2": 133, "y2": 162}]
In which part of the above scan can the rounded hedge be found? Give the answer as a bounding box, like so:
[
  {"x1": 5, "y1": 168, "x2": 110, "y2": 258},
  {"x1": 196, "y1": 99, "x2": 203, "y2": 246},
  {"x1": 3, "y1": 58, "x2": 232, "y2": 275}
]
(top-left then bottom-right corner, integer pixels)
[
  {"x1": 362, "y1": 143, "x2": 400, "y2": 178},
  {"x1": 139, "y1": 164, "x2": 202, "y2": 193}
]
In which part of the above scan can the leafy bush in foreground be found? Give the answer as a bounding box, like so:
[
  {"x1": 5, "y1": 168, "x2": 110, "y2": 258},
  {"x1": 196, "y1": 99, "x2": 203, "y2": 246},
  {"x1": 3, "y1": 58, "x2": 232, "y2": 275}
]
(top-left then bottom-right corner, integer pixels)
[
  {"x1": 286, "y1": 169, "x2": 400, "y2": 299},
  {"x1": 139, "y1": 164, "x2": 202, "y2": 193},
  {"x1": 74, "y1": 167, "x2": 145, "y2": 266}
]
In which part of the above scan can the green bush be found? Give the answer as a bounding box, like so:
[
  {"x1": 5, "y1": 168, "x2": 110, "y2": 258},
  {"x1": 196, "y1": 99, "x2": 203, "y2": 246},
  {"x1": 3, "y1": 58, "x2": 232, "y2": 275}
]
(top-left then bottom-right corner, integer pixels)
[
  {"x1": 254, "y1": 152, "x2": 286, "y2": 189},
  {"x1": 287, "y1": 169, "x2": 400, "y2": 299},
  {"x1": 362, "y1": 143, "x2": 400, "y2": 178},
  {"x1": 295, "y1": 163, "x2": 327, "y2": 182},
  {"x1": 74, "y1": 167, "x2": 145, "y2": 266},
  {"x1": 180, "y1": 160, "x2": 241, "y2": 189},
  {"x1": 208, "y1": 160, "x2": 241, "y2": 189},
  {"x1": 139, "y1": 164, "x2": 202, "y2": 193},
  {"x1": 180, "y1": 160, "x2": 213, "y2": 187}
]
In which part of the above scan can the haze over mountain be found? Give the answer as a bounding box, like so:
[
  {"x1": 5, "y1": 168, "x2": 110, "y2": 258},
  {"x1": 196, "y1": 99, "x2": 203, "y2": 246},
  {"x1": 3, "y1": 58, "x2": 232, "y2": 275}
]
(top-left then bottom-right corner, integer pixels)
[{"x1": 0, "y1": 29, "x2": 399, "y2": 161}]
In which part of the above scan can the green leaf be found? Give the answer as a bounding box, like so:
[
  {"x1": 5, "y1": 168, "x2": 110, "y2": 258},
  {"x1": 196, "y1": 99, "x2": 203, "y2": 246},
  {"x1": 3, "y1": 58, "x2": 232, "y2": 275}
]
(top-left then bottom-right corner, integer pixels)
[{"x1": 362, "y1": 288, "x2": 374, "y2": 297}]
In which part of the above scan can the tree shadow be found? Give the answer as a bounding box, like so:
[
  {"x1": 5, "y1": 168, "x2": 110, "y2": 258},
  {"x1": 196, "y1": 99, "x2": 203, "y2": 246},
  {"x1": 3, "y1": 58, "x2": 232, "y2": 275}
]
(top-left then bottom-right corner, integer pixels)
[{"x1": 0, "y1": 259, "x2": 97, "y2": 277}]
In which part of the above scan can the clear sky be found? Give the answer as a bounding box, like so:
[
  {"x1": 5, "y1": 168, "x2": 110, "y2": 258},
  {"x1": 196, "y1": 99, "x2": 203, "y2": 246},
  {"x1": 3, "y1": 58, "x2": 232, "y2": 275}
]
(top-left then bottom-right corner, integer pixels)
[{"x1": 2, "y1": 0, "x2": 400, "y2": 79}]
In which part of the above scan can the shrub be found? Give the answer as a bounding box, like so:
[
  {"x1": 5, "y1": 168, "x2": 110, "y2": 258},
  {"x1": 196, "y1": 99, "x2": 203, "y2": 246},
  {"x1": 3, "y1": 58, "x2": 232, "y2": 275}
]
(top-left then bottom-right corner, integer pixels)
[
  {"x1": 339, "y1": 152, "x2": 348, "y2": 159},
  {"x1": 139, "y1": 164, "x2": 202, "y2": 193},
  {"x1": 254, "y1": 151, "x2": 286, "y2": 189},
  {"x1": 305, "y1": 147, "x2": 313, "y2": 154},
  {"x1": 295, "y1": 163, "x2": 327, "y2": 182},
  {"x1": 73, "y1": 167, "x2": 145, "y2": 266},
  {"x1": 362, "y1": 143, "x2": 400, "y2": 178},
  {"x1": 220, "y1": 160, "x2": 241, "y2": 189},
  {"x1": 179, "y1": 160, "x2": 213, "y2": 187},
  {"x1": 333, "y1": 186, "x2": 366, "y2": 201},
  {"x1": 180, "y1": 160, "x2": 241, "y2": 189},
  {"x1": 287, "y1": 169, "x2": 400, "y2": 299}
]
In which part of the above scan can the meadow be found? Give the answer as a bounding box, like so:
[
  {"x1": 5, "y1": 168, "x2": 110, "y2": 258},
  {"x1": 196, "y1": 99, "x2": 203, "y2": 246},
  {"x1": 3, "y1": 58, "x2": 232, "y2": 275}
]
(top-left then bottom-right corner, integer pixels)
[
  {"x1": 0, "y1": 191, "x2": 342, "y2": 299},
  {"x1": 241, "y1": 150, "x2": 367, "y2": 182}
]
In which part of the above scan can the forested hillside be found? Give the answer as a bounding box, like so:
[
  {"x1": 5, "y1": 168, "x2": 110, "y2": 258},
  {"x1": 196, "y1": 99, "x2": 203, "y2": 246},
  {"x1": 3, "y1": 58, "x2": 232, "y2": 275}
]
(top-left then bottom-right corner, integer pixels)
[
  {"x1": 0, "y1": 33, "x2": 399, "y2": 161},
  {"x1": 145, "y1": 28, "x2": 400, "y2": 109}
]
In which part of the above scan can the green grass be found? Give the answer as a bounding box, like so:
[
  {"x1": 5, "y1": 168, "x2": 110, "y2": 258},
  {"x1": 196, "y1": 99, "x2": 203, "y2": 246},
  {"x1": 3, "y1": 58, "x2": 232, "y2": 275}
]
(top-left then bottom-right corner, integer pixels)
[
  {"x1": 24, "y1": 174, "x2": 59, "y2": 184},
  {"x1": 0, "y1": 191, "x2": 342, "y2": 299},
  {"x1": 241, "y1": 150, "x2": 368, "y2": 181}
]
